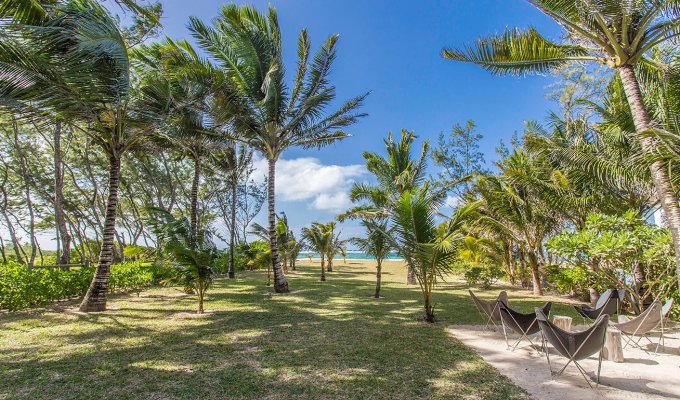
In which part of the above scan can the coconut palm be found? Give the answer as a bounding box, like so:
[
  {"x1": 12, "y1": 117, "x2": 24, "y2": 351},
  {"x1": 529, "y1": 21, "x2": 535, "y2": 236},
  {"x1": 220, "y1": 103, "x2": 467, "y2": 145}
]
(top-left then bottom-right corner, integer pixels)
[
  {"x1": 133, "y1": 38, "x2": 227, "y2": 247},
  {"x1": 443, "y1": 0, "x2": 680, "y2": 288},
  {"x1": 324, "y1": 221, "x2": 347, "y2": 272},
  {"x1": 301, "y1": 222, "x2": 333, "y2": 282},
  {"x1": 344, "y1": 130, "x2": 429, "y2": 284},
  {"x1": 388, "y1": 184, "x2": 479, "y2": 322},
  {"x1": 475, "y1": 150, "x2": 560, "y2": 296},
  {"x1": 0, "y1": 0, "x2": 161, "y2": 311},
  {"x1": 352, "y1": 219, "x2": 393, "y2": 298},
  {"x1": 190, "y1": 4, "x2": 368, "y2": 293}
]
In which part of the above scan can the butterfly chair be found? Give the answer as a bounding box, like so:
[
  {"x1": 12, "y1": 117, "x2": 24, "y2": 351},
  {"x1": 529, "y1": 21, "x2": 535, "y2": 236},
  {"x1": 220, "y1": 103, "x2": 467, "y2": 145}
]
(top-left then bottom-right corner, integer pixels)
[
  {"x1": 499, "y1": 301, "x2": 552, "y2": 352},
  {"x1": 536, "y1": 308, "x2": 609, "y2": 388},
  {"x1": 469, "y1": 290, "x2": 508, "y2": 330},
  {"x1": 574, "y1": 289, "x2": 622, "y2": 323},
  {"x1": 614, "y1": 300, "x2": 671, "y2": 353}
]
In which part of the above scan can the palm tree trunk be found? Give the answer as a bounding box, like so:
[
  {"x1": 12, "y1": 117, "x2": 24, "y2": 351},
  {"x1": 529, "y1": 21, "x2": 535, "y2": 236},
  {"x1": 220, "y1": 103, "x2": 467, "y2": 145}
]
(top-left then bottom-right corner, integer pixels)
[
  {"x1": 406, "y1": 265, "x2": 416, "y2": 285},
  {"x1": 228, "y1": 179, "x2": 237, "y2": 279},
  {"x1": 79, "y1": 153, "x2": 121, "y2": 312},
  {"x1": 375, "y1": 259, "x2": 382, "y2": 298},
  {"x1": 190, "y1": 155, "x2": 201, "y2": 248},
  {"x1": 54, "y1": 120, "x2": 71, "y2": 266},
  {"x1": 619, "y1": 64, "x2": 680, "y2": 291},
  {"x1": 327, "y1": 255, "x2": 333, "y2": 272},
  {"x1": 267, "y1": 158, "x2": 289, "y2": 292},
  {"x1": 320, "y1": 255, "x2": 326, "y2": 282},
  {"x1": 527, "y1": 247, "x2": 542, "y2": 296},
  {"x1": 423, "y1": 291, "x2": 435, "y2": 323}
]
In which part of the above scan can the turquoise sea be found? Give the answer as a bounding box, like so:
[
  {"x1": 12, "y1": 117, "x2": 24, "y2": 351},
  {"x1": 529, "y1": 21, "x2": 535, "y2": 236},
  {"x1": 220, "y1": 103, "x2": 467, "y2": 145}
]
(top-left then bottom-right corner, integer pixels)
[{"x1": 298, "y1": 250, "x2": 402, "y2": 261}]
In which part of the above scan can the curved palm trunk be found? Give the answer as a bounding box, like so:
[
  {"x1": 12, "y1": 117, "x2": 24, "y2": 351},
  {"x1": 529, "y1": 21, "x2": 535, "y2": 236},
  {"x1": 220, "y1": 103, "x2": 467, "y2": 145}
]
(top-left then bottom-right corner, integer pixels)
[
  {"x1": 54, "y1": 120, "x2": 71, "y2": 266},
  {"x1": 79, "y1": 154, "x2": 121, "y2": 312},
  {"x1": 190, "y1": 155, "x2": 201, "y2": 248},
  {"x1": 375, "y1": 259, "x2": 382, "y2": 298},
  {"x1": 527, "y1": 247, "x2": 542, "y2": 296},
  {"x1": 228, "y1": 179, "x2": 237, "y2": 279},
  {"x1": 619, "y1": 65, "x2": 680, "y2": 291},
  {"x1": 267, "y1": 158, "x2": 289, "y2": 292}
]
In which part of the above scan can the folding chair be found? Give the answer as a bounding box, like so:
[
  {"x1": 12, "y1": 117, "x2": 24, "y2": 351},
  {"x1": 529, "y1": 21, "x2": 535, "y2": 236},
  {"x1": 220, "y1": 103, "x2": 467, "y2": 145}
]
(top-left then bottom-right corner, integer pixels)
[
  {"x1": 614, "y1": 301, "x2": 666, "y2": 353},
  {"x1": 536, "y1": 308, "x2": 609, "y2": 388},
  {"x1": 468, "y1": 290, "x2": 508, "y2": 331},
  {"x1": 574, "y1": 289, "x2": 620, "y2": 323},
  {"x1": 499, "y1": 301, "x2": 552, "y2": 352}
]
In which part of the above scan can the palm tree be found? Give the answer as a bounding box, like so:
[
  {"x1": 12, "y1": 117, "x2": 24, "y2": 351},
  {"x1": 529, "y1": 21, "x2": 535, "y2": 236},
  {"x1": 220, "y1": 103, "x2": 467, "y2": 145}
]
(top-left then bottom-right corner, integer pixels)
[
  {"x1": 0, "y1": 0, "x2": 160, "y2": 311},
  {"x1": 147, "y1": 208, "x2": 217, "y2": 314},
  {"x1": 134, "y1": 38, "x2": 228, "y2": 247},
  {"x1": 302, "y1": 222, "x2": 333, "y2": 282},
  {"x1": 443, "y1": 0, "x2": 680, "y2": 289},
  {"x1": 475, "y1": 150, "x2": 560, "y2": 296},
  {"x1": 324, "y1": 221, "x2": 347, "y2": 272},
  {"x1": 352, "y1": 219, "x2": 392, "y2": 298},
  {"x1": 388, "y1": 184, "x2": 479, "y2": 322},
  {"x1": 345, "y1": 130, "x2": 429, "y2": 284},
  {"x1": 190, "y1": 4, "x2": 368, "y2": 293}
]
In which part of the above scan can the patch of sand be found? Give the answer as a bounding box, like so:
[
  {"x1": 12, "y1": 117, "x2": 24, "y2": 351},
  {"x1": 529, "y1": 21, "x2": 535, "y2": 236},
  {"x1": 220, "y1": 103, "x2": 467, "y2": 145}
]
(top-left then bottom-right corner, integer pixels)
[{"x1": 448, "y1": 324, "x2": 680, "y2": 400}]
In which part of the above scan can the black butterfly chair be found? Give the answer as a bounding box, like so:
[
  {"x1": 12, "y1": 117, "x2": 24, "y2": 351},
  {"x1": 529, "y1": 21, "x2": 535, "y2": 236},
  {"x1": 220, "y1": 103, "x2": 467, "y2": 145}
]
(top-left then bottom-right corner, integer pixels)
[
  {"x1": 469, "y1": 290, "x2": 508, "y2": 331},
  {"x1": 536, "y1": 308, "x2": 609, "y2": 388},
  {"x1": 499, "y1": 301, "x2": 552, "y2": 352},
  {"x1": 574, "y1": 289, "x2": 622, "y2": 322}
]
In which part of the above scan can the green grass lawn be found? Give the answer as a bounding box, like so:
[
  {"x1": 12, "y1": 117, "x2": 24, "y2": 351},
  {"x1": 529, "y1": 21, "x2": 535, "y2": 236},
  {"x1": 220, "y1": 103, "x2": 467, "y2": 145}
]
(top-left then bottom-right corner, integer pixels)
[{"x1": 0, "y1": 261, "x2": 581, "y2": 400}]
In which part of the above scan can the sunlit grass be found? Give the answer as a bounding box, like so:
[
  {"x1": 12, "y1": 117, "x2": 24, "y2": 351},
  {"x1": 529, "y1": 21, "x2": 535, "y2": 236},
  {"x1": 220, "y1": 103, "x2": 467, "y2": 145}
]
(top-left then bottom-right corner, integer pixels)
[{"x1": 0, "y1": 260, "x2": 579, "y2": 399}]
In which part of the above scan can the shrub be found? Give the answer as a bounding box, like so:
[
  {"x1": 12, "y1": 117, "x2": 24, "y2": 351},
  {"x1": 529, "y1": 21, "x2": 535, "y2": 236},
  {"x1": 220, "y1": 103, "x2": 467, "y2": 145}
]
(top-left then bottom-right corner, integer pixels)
[
  {"x1": 464, "y1": 265, "x2": 503, "y2": 289},
  {"x1": 0, "y1": 261, "x2": 173, "y2": 311},
  {"x1": 546, "y1": 265, "x2": 591, "y2": 300}
]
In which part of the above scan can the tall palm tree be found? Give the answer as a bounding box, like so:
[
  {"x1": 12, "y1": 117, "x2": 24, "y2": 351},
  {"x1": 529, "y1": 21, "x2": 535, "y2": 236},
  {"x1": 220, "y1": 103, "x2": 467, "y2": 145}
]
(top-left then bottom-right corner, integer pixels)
[
  {"x1": 134, "y1": 38, "x2": 227, "y2": 247},
  {"x1": 388, "y1": 184, "x2": 479, "y2": 322},
  {"x1": 190, "y1": 4, "x2": 368, "y2": 293},
  {"x1": 443, "y1": 0, "x2": 680, "y2": 288},
  {"x1": 302, "y1": 222, "x2": 333, "y2": 282},
  {"x1": 0, "y1": 0, "x2": 159, "y2": 311},
  {"x1": 345, "y1": 130, "x2": 429, "y2": 284},
  {"x1": 352, "y1": 219, "x2": 392, "y2": 298}
]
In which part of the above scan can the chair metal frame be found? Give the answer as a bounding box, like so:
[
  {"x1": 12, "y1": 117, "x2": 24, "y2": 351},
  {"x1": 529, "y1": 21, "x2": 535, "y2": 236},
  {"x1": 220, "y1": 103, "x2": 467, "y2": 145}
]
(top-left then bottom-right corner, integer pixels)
[
  {"x1": 499, "y1": 302, "x2": 550, "y2": 353},
  {"x1": 617, "y1": 300, "x2": 670, "y2": 354},
  {"x1": 469, "y1": 290, "x2": 507, "y2": 331},
  {"x1": 537, "y1": 311, "x2": 609, "y2": 389}
]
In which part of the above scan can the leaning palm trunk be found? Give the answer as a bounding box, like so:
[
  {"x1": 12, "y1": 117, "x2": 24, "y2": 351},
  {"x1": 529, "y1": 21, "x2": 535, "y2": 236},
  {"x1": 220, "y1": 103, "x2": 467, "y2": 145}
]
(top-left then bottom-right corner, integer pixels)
[
  {"x1": 267, "y1": 158, "x2": 289, "y2": 292},
  {"x1": 54, "y1": 120, "x2": 71, "y2": 266},
  {"x1": 80, "y1": 154, "x2": 121, "y2": 312},
  {"x1": 619, "y1": 65, "x2": 680, "y2": 291}
]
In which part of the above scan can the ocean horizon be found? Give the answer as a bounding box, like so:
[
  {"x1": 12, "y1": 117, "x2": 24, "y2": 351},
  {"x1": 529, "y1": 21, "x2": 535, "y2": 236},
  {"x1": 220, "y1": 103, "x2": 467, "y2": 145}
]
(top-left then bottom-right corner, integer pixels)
[{"x1": 297, "y1": 250, "x2": 403, "y2": 261}]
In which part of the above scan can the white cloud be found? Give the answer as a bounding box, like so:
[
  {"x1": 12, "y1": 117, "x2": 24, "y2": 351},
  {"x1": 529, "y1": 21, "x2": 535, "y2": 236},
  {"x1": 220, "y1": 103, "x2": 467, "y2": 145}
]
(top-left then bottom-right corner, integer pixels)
[
  {"x1": 252, "y1": 155, "x2": 366, "y2": 212},
  {"x1": 445, "y1": 195, "x2": 463, "y2": 209}
]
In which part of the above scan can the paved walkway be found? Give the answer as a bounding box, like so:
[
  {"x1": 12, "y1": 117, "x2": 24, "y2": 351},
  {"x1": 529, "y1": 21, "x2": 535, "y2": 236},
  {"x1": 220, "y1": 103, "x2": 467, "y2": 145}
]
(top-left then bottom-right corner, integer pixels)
[{"x1": 448, "y1": 324, "x2": 680, "y2": 400}]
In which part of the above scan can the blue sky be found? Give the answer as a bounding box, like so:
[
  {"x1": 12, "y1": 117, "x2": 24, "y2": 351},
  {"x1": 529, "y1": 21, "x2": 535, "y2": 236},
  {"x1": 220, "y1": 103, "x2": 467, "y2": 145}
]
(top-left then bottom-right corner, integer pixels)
[{"x1": 148, "y1": 0, "x2": 566, "y2": 241}]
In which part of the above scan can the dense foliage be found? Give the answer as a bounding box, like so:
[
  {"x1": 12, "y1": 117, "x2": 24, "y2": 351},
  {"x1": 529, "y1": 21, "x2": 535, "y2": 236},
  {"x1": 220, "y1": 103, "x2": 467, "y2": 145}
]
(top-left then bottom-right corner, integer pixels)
[{"x1": 0, "y1": 260, "x2": 172, "y2": 311}]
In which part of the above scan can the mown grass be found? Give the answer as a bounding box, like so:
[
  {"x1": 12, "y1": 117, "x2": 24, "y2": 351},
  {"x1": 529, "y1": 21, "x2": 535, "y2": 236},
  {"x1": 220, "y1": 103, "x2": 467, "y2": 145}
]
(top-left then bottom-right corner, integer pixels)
[{"x1": 0, "y1": 260, "x2": 580, "y2": 400}]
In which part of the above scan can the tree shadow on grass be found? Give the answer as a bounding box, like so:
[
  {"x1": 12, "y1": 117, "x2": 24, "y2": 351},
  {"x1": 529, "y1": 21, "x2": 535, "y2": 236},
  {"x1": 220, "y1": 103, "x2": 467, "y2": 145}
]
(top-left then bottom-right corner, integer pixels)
[{"x1": 0, "y1": 265, "x2": 534, "y2": 400}]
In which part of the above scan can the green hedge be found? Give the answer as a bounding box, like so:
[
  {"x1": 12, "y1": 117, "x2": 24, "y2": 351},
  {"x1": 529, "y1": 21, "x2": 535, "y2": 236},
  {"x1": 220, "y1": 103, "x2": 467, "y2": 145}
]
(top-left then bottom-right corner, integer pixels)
[{"x1": 0, "y1": 261, "x2": 173, "y2": 311}]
